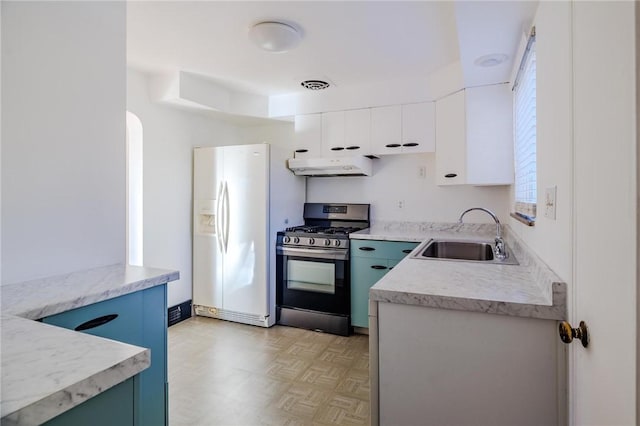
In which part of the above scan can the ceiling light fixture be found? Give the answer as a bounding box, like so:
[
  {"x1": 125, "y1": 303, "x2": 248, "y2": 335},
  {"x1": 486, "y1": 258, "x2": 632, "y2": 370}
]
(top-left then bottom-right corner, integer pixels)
[
  {"x1": 249, "y1": 21, "x2": 302, "y2": 53},
  {"x1": 474, "y1": 53, "x2": 509, "y2": 67}
]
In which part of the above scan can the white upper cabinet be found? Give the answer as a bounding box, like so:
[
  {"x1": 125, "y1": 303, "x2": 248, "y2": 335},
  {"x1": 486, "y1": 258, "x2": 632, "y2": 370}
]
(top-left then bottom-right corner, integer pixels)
[
  {"x1": 321, "y1": 111, "x2": 346, "y2": 157},
  {"x1": 321, "y1": 109, "x2": 371, "y2": 157},
  {"x1": 435, "y1": 84, "x2": 514, "y2": 186},
  {"x1": 435, "y1": 90, "x2": 466, "y2": 185},
  {"x1": 401, "y1": 102, "x2": 436, "y2": 153},
  {"x1": 371, "y1": 103, "x2": 435, "y2": 155},
  {"x1": 344, "y1": 109, "x2": 371, "y2": 155},
  {"x1": 293, "y1": 114, "x2": 322, "y2": 158},
  {"x1": 371, "y1": 105, "x2": 402, "y2": 155}
]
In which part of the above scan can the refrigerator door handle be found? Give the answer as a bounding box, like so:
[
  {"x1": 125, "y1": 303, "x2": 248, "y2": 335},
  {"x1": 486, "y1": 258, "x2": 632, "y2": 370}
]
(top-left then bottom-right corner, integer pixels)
[
  {"x1": 223, "y1": 181, "x2": 230, "y2": 253},
  {"x1": 215, "y1": 182, "x2": 224, "y2": 253}
]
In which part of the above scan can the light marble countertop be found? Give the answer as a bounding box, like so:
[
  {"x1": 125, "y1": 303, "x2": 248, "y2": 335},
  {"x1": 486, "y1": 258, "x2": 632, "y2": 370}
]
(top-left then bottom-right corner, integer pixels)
[
  {"x1": 1, "y1": 264, "x2": 179, "y2": 425},
  {"x1": 353, "y1": 222, "x2": 566, "y2": 321}
]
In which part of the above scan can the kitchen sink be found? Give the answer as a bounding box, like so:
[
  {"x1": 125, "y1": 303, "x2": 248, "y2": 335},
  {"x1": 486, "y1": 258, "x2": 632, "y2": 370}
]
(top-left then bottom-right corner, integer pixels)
[{"x1": 411, "y1": 239, "x2": 519, "y2": 265}]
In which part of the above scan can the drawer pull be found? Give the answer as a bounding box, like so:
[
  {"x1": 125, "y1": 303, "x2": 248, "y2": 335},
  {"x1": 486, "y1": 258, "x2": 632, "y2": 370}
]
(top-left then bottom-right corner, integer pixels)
[
  {"x1": 402, "y1": 249, "x2": 413, "y2": 254},
  {"x1": 385, "y1": 144, "x2": 401, "y2": 148},
  {"x1": 75, "y1": 314, "x2": 119, "y2": 331},
  {"x1": 445, "y1": 173, "x2": 458, "y2": 178},
  {"x1": 295, "y1": 149, "x2": 308, "y2": 153},
  {"x1": 331, "y1": 147, "x2": 345, "y2": 151},
  {"x1": 358, "y1": 246, "x2": 376, "y2": 251},
  {"x1": 345, "y1": 146, "x2": 361, "y2": 150},
  {"x1": 402, "y1": 142, "x2": 419, "y2": 147},
  {"x1": 371, "y1": 265, "x2": 388, "y2": 270}
]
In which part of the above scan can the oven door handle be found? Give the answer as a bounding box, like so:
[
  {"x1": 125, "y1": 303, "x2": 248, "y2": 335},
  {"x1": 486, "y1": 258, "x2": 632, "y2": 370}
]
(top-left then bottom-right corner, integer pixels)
[{"x1": 276, "y1": 246, "x2": 349, "y2": 261}]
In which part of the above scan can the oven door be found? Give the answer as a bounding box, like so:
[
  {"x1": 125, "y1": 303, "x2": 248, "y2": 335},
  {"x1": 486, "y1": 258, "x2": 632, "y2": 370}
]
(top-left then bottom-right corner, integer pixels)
[{"x1": 276, "y1": 246, "x2": 350, "y2": 316}]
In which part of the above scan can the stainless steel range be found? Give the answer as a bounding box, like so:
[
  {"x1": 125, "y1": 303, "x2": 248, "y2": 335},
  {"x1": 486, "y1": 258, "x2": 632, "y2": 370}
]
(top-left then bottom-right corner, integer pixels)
[{"x1": 275, "y1": 203, "x2": 370, "y2": 336}]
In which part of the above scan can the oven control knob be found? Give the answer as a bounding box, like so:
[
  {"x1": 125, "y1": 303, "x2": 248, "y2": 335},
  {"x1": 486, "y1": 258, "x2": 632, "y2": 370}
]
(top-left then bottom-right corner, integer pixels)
[
  {"x1": 283, "y1": 236, "x2": 290, "y2": 244},
  {"x1": 293, "y1": 237, "x2": 300, "y2": 244},
  {"x1": 334, "y1": 240, "x2": 341, "y2": 247},
  {"x1": 324, "y1": 239, "x2": 331, "y2": 246},
  {"x1": 309, "y1": 238, "x2": 315, "y2": 245}
]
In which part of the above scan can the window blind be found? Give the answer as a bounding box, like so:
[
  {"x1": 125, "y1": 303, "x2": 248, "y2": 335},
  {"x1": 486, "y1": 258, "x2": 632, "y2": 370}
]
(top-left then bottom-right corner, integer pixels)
[{"x1": 513, "y1": 30, "x2": 537, "y2": 219}]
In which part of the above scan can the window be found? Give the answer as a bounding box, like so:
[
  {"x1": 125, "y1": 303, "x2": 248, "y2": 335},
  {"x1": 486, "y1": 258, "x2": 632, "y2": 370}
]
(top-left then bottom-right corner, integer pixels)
[
  {"x1": 126, "y1": 111, "x2": 143, "y2": 265},
  {"x1": 512, "y1": 28, "x2": 537, "y2": 223}
]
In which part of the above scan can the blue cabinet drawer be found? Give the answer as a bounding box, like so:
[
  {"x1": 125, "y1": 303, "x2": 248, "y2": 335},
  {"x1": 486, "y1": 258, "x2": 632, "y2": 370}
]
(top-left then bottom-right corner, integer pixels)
[
  {"x1": 351, "y1": 239, "x2": 419, "y2": 260},
  {"x1": 43, "y1": 291, "x2": 144, "y2": 343}
]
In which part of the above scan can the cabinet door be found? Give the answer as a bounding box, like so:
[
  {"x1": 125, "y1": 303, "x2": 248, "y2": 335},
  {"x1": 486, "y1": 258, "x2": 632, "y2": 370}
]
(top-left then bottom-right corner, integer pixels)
[
  {"x1": 294, "y1": 114, "x2": 322, "y2": 158},
  {"x1": 344, "y1": 108, "x2": 371, "y2": 156},
  {"x1": 402, "y1": 102, "x2": 435, "y2": 153},
  {"x1": 321, "y1": 111, "x2": 346, "y2": 157},
  {"x1": 435, "y1": 90, "x2": 467, "y2": 185},
  {"x1": 351, "y1": 257, "x2": 390, "y2": 328},
  {"x1": 371, "y1": 105, "x2": 402, "y2": 155},
  {"x1": 466, "y1": 84, "x2": 514, "y2": 185}
]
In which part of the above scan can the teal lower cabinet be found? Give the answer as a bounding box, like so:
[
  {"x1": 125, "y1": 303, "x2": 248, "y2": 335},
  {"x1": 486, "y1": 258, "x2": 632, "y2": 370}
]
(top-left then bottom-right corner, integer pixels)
[
  {"x1": 350, "y1": 240, "x2": 418, "y2": 328},
  {"x1": 43, "y1": 378, "x2": 135, "y2": 426},
  {"x1": 42, "y1": 284, "x2": 168, "y2": 426}
]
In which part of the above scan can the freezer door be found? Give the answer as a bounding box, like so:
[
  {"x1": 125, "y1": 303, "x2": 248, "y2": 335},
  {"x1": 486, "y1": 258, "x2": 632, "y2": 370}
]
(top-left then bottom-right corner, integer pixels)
[
  {"x1": 221, "y1": 144, "x2": 269, "y2": 317},
  {"x1": 192, "y1": 147, "x2": 224, "y2": 309}
]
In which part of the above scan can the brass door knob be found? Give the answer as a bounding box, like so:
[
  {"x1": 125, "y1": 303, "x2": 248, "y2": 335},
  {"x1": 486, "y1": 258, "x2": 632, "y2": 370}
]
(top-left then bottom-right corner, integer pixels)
[{"x1": 559, "y1": 321, "x2": 589, "y2": 348}]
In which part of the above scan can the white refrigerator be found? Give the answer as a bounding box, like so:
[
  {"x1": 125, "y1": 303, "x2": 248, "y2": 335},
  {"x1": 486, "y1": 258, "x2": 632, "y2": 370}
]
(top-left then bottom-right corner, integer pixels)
[{"x1": 192, "y1": 143, "x2": 304, "y2": 327}]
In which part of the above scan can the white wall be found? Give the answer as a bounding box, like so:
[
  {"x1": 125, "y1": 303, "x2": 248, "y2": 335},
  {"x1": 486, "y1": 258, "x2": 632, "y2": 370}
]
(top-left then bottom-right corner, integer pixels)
[
  {"x1": 1, "y1": 2, "x2": 126, "y2": 284},
  {"x1": 127, "y1": 68, "x2": 240, "y2": 307},
  {"x1": 307, "y1": 153, "x2": 510, "y2": 223}
]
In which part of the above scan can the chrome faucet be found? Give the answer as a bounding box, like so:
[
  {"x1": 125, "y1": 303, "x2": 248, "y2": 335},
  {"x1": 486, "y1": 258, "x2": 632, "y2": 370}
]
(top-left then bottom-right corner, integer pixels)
[{"x1": 458, "y1": 207, "x2": 507, "y2": 261}]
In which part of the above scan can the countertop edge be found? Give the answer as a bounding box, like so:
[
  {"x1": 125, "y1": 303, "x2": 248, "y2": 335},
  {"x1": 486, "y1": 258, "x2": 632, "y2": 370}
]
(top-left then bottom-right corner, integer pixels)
[
  {"x1": 2, "y1": 265, "x2": 180, "y2": 320},
  {"x1": 370, "y1": 283, "x2": 566, "y2": 321}
]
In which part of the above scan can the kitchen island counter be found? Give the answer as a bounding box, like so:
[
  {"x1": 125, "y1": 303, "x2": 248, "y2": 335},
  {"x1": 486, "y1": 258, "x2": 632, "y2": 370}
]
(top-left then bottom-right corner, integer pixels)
[{"x1": 1, "y1": 264, "x2": 179, "y2": 425}]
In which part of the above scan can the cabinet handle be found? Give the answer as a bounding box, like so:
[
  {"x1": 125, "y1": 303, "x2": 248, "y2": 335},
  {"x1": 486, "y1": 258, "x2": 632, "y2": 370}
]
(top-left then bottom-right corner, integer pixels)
[
  {"x1": 445, "y1": 173, "x2": 458, "y2": 178},
  {"x1": 402, "y1": 249, "x2": 413, "y2": 254},
  {"x1": 330, "y1": 147, "x2": 345, "y2": 151},
  {"x1": 402, "y1": 142, "x2": 419, "y2": 147},
  {"x1": 345, "y1": 146, "x2": 361, "y2": 150},
  {"x1": 74, "y1": 314, "x2": 119, "y2": 331},
  {"x1": 295, "y1": 149, "x2": 308, "y2": 153},
  {"x1": 371, "y1": 265, "x2": 388, "y2": 270},
  {"x1": 389, "y1": 267, "x2": 394, "y2": 270},
  {"x1": 358, "y1": 246, "x2": 376, "y2": 251},
  {"x1": 385, "y1": 144, "x2": 401, "y2": 148}
]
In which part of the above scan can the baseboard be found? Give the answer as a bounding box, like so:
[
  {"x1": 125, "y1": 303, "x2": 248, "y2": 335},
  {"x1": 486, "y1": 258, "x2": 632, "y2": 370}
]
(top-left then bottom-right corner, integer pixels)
[{"x1": 168, "y1": 300, "x2": 192, "y2": 327}]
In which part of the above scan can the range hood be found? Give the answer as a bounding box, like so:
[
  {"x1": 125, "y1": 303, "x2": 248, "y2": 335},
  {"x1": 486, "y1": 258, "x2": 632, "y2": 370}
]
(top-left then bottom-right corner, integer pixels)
[{"x1": 287, "y1": 156, "x2": 373, "y2": 177}]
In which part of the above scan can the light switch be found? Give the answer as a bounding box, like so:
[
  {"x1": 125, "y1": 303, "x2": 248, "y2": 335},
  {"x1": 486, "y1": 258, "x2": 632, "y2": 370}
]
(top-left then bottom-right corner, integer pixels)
[{"x1": 544, "y1": 186, "x2": 557, "y2": 219}]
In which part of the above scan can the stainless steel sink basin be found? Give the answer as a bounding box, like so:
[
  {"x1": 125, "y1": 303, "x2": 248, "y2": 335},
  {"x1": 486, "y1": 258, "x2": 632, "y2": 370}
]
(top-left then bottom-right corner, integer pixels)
[{"x1": 411, "y1": 239, "x2": 519, "y2": 265}]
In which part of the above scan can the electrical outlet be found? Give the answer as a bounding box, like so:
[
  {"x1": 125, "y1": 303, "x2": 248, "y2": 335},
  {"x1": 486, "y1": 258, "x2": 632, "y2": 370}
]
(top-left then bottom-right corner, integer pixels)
[
  {"x1": 397, "y1": 200, "x2": 405, "y2": 209},
  {"x1": 544, "y1": 186, "x2": 557, "y2": 219},
  {"x1": 418, "y1": 166, "x2": 426, "y2": 179}
]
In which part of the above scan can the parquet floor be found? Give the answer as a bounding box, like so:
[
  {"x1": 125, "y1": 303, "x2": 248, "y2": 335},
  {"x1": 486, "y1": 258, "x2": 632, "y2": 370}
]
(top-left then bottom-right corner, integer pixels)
[{"x1": 168, "y1": 316, "x2": 370, "y2": 426}]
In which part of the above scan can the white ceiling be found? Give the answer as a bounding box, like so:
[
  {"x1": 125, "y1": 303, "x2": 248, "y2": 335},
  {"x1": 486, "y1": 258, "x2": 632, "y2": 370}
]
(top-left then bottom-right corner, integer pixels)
[{"x1": 127, "y1": 1, "x2": 537, "y2": 101}]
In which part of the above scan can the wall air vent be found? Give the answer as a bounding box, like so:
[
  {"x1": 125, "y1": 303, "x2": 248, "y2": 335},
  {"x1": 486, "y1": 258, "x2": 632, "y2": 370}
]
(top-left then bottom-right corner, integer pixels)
[{"x1": 301, "y1": 80, "x2": 330, "y2": 90}]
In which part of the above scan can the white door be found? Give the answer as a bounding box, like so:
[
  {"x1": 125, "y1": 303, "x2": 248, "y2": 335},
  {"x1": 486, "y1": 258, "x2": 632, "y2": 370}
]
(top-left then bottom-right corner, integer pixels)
[
  {"x1": 571, "y1": 2, "x2": 637, "y2": 424},
  {"x1": 192, "y1": 147, "x2": 225, "y2": 309},
  {"x1": 221, "y1": 144, "x2": 269, "y2": 316}
]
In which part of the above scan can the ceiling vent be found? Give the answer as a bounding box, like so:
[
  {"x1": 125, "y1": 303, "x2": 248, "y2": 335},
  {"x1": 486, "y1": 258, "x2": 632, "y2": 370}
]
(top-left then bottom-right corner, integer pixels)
[{"x1": 301, "y1": 80, "x2": 330, "y2": 90}]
